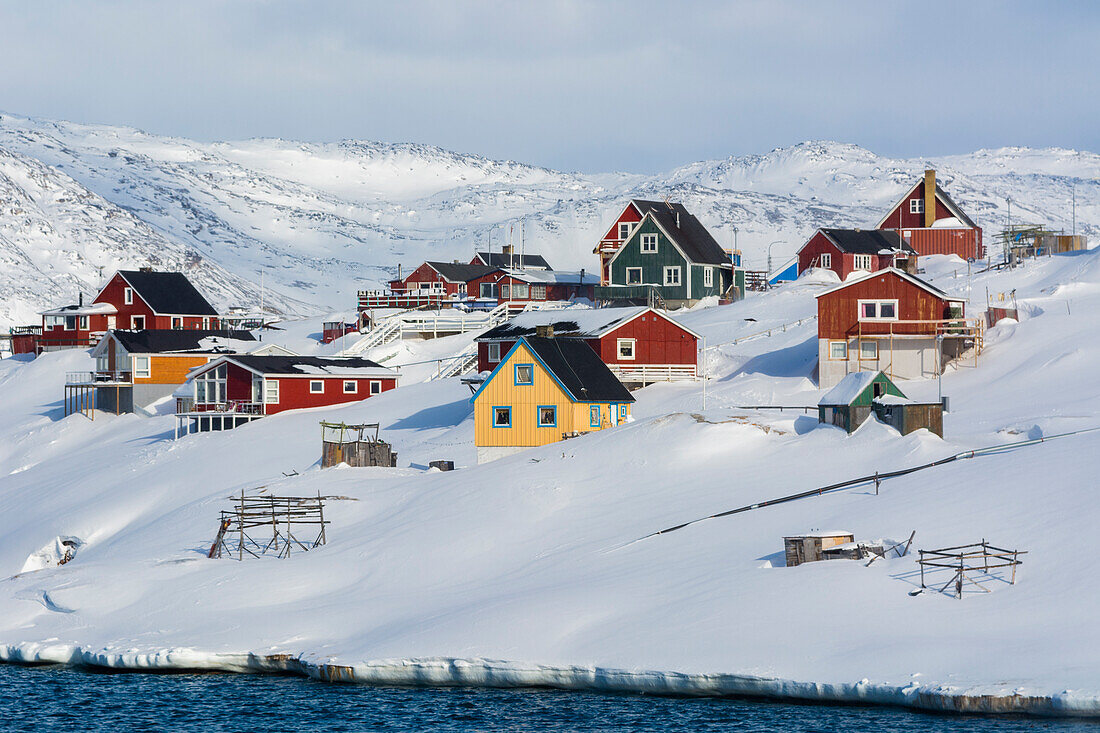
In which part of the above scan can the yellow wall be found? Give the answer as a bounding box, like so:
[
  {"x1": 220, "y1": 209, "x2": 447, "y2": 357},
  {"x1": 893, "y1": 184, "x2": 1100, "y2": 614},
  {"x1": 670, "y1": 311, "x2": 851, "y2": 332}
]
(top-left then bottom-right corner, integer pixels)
[{"x1": 473, "y1": 342, "x2": 631, "y2": 448}]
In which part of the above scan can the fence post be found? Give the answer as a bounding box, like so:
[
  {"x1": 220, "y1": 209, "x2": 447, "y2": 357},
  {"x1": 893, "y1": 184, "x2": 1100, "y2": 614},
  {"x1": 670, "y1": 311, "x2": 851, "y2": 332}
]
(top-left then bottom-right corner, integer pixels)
[
  {"x1": 875, "y1": 471, "x2": 880, "y2": 496},
  {"x1": 919, "y1": 551, "x2": 925, "y2": 588}
]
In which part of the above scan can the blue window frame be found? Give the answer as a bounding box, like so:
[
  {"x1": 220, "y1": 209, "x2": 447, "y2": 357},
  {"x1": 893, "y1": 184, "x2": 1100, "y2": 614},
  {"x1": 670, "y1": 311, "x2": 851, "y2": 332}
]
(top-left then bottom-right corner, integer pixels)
[
  {"x1": 492, "y1": 405, "x2": 511, "y2": 428},
  {"x1": 537, "y1": 405, "x2": 557, "y2": 427},
  {"x1": 619, "y1": 404, "x2": 628, "y2": 420},
  {"x1": 514, "y1": 363, "x2": 534, "y2": 385},
  {"x1": 589, "y1": 404, "x2": 601, "y2": 427}
]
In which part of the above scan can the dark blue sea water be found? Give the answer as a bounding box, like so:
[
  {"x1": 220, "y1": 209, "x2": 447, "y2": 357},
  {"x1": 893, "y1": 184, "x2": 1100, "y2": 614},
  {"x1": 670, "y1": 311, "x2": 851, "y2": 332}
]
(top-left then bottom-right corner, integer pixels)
[{"x1": 0, "y1": 664, "x2": 1097, "y2": 732}]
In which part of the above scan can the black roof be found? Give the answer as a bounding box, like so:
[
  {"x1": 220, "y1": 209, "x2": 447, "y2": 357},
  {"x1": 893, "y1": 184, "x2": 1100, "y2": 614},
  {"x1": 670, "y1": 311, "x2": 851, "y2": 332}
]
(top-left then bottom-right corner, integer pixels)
[
  {"x1": 820, "y1": 229, "x2": 916, "y2": 255},
  {"x1": 117, "y1": 271, "x2": 219, "y2": 316},
  {"x1": 227, "y1": 355, "x2": 390, "y2": 375},
  {"x1": 632, "y1": 200, "x2": 731, "y2": 266},
  {"x1": 475, "y1": 251, "x2": 552, "y2": 270},
  {"x1": 934, "y1": 184, "x2": 978, "y2": 229},
  {"x1": 110, "y1": 329, "x2": 255, "y2": 353},
  {"x1": 426, "y1": 262, "x2": 499, "y2": 283},
  {"x1": 523, "y1": 337, "x2": 634, "y2": 403}
]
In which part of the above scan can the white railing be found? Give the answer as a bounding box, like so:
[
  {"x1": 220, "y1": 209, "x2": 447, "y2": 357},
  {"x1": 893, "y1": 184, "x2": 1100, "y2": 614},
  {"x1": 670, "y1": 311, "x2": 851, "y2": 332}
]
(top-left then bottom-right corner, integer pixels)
[
  {"x1": 66, "y1": 370, "x2": 133, "y2": 385},
  {"x1": 430, "y1": 347, "x2": 479, "y2": 380},
  {"x1": 701, "y1": 315, "x2": 818, "y2": 351},
  {"x1": 608, "y1": 364, "x2": 697, "y2": 384},
  {"x1": 338, "y1": 317, "x2": 402, "y2": 355}
]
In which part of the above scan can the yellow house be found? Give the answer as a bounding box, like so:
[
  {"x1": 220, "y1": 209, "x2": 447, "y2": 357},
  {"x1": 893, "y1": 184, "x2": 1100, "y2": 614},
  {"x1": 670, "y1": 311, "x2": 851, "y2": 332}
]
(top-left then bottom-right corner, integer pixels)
[{"x1": 471, "y1": 335, "x2": 635, "y2": 463}]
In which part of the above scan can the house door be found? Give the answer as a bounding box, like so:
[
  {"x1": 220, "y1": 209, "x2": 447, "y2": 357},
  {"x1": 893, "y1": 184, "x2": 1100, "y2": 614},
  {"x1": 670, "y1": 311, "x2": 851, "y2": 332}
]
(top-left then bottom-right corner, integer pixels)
[
  {"x1": 107, "y1": 316, "x2": 116, "y2": 330},
  {"x1": 609, "y1": 404, "x2": 618, "y2": 426}
]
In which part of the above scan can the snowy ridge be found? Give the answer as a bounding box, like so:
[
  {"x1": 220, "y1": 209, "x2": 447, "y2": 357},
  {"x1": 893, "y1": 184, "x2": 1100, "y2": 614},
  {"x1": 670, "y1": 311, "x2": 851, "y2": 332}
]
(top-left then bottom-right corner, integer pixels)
[
  {"x1": 1, "y1": 646, "x2": 1094, "y2": 716},
  {"x1": 0, "y1": 112, "x2": 1097, "y2": 328}
]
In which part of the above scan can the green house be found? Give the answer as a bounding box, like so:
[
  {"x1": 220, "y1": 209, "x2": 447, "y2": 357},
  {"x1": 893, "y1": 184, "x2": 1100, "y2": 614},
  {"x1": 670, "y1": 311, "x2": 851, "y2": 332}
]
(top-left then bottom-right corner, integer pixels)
[
  {"x1": 817, "y1": 371, "x2": 905, "y2": 433},
  {"x1": 604, "y1": 202, "x2": 737, "y2": 307}
]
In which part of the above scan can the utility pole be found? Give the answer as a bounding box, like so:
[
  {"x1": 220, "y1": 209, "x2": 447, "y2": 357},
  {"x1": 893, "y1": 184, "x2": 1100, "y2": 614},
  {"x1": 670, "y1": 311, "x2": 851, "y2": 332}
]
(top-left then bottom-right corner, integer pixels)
[
  {"x1": 701, "y1": 337, "x2": 707, "y2": 410},
  {"x1": 1072, "y1": 184, "x2": 1077, "y2": 237}
]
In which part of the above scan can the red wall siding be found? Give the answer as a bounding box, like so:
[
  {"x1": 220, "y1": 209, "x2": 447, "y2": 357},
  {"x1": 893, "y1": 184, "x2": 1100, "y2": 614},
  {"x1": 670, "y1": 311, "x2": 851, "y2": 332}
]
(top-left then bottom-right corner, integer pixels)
[
  {"x1": 93, "y1": 273, "x2": 218, "y2": 329},
  {"x1": 266, "y1": 376, "x2": 397, "y2": 414},
  {"x1": 391, "y1": 263, "x2": 465, "y2": 296},
  {"x1": 596, "y1": 314, "x2": 697, "y2": 365},
  {"x1": 817, "y1": 271, "x2": 957, "y2": 340},
  {"x1": 799, "y1": 233, "x2": 903, "y2": 280},
  {"x1": 227, "y1": 363, "x2": 253, "y2": 402},
  {"x1": 597, "y1": 203, "x2": 644, "y2": 282},
  {"x1": 879, "y1": 182, "x2": 956, "y2": 230},
  {"x1": 901, "y1": 228, "x2": 984, "y2": 260}
]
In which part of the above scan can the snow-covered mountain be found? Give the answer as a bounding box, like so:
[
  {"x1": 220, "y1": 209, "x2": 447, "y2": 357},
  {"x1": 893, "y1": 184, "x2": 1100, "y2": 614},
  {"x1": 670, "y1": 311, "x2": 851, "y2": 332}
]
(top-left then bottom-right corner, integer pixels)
[{"x1": 0, "y1": 112, "x2": 1095, "y2": 329}]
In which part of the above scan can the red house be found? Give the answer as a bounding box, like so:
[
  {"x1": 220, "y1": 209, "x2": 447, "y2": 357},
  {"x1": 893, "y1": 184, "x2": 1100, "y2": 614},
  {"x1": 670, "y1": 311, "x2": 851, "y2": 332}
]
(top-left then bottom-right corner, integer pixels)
[
  {"x1": 321, "y1": 313, "x2": 359, "y2": 344},
  {"x1": 476, "y1": 306, "x2": 699, "y2": 386},
  {"x1": 595, "y1": 200, "x2": 648, "y2": 284},
  {"x1": 798, "y1": 229, "x2": 917, "y2": 281},
  {"x1": 465, "y1": 268, "x2": 598, "y2": 306},
  {"x1": 176, "y1": 355, "x2": 399, "y2": 436},
  {"x1": 39, "y1": 269, "x2": 221, "y2": 352},
  {"x1": 876, "y1": 169, "x2": 984, "y2": 260},
  {"x1": 816, "y1": 268, "x2": 973, "y2": 389}
]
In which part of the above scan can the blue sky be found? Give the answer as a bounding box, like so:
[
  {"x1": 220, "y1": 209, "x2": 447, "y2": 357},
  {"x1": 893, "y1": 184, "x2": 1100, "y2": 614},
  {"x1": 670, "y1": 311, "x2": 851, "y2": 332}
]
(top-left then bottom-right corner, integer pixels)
[{"x1": 0, "y1": 0, "x2": 1096, "y2": 172}]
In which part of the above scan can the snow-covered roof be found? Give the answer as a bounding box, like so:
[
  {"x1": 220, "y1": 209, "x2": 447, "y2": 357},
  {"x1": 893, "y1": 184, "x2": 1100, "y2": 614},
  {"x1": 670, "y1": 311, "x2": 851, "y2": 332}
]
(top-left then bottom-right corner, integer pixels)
[
  {"x1": 502, "y1": 268, "x2": 599, "y2": 285},
  {"x1": 818, "y1": 371, "x2": 878, "y2": 406},
  {"x1": 784, "y1": 531, "x2": 854, "y2": 539},
  {"x1": 479, "y1": 306, "x2": 699, "y2": 341},
  {"x1": 930, "y1": 216, "x2": 965, "y2": 229},
  {"x1": 40, "y1": 302, "x2": 118, "y2": 316},
  {"x1": 873, "y1": 394, "x2": 914, "y2": 405},
  {"x1": 814, "y1": 267, "x2": 955, "y2": 300}
]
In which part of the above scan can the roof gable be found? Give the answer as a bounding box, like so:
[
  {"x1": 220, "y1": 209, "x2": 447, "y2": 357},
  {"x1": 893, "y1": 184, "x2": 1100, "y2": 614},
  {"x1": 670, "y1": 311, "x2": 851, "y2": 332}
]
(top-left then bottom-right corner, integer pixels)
[
  {"x1": 478, "y1": 306, "x2": 699, "y2": 342},
  {"x1": 819, "y1": 371, "x2": 905, "y2": 406},
  {"x1": 104, "y1": 271, "x2": 219, "y2": 316},
  {"x1": 93, "y1": 329, "x2": 255, "y2": 356},
  {"x1": 193, "y1": 354, "x2": 394, "y2": 379},
  {"x1": 815, "y1": 267, "x2": 952, "y2": 300},
  {"x1": 471, "y1": 337, "x2": 634, "y2": 404},
  {"x1": 875, "y1": 177, "x2": 978, "y2": 230},
  {"x1": 630, "y1": 200, "x2": 731, "y2": 265},
  {"x1": 474, "y1": 252, "x2": 552, "y2": 270}
]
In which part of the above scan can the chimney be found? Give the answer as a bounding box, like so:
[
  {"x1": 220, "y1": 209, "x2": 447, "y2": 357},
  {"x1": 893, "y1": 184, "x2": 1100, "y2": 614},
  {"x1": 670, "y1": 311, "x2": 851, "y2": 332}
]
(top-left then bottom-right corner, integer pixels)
[
  {"x1": 535, "y1": 324, "x2": 555, "y2": 339},
  {"x1": 397, "y1": 263, "x2": 402, "y2": 279},
  {"x1": 676, "y1": 211, "x2": 681, "y2": 228},
  {"x1": 78, "y1": 292, "x2": 83, "y2": 306},
  {"x1": 924, "y1": 169, "x2": 936, "y2": 228},
  {"x1": 139, "y1": 265, "x2": 153, "y2": 273}
]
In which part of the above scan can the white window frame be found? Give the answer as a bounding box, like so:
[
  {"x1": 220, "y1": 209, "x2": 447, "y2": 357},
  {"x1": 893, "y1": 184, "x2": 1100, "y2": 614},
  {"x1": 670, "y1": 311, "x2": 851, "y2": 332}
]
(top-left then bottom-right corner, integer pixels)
[
  {"x1": 860, "y1": 340, "x2": 879, "y2": 360},
  {"x1": 641, "y1": 233, "x2": 658, "y2": 253},
  {"x1": 309, "y1": 380, "x2": 324, "y2": 394},
  {"x1": 819, "y1": 252, "x2": 832, "y2": 269},
  {"x1": 171, "y1": 317, "x2": 183, "y2": 330},
  {"x1": 500, "y1": 284, "x2": 511, "y2": 299},
  {"x1": 910, "y1": 198, "x2": 924, "y2": 214},
  {"x1": 487, "y1": 342, "x2": 501, "y2": 362},
  {"x1": 703, "y1": 267, "x2": 714, "y2": 288},
  {"x1": 202, "y1": 317, "x2": 210, "y2": 329},
  {"x1": 264, "y1": 380, "x2": 279, "y2": 404},
  {"x1": 531, "y1": 284, "x2": 546, "y2": 300},
  {"x1": 617, "y1": 338, "x2": 636, "y2": 360},
  {"x1": 625, "y1": 267, "x2": 643, "y2": 285},
  {"x1": 853, "y1": 254, "x2": 873, "y2": 271},
  {"x1": 857, "y1": 299, "x2": 899, "y2": 322},
  {"x1": 617, "y1": 222, "x2": 633, "y2": 240},
  {"x1": 829, "y1": 341, "x2": 848, "y2": 360},
  {"x1": 480, "y1": 282, "x2": 496, "y2": 299},
  {"x1": 124, "y1": 287, "x2": 133, "y2": 305},
  {"x1": 131, "y1": 315, "x2": 145, "y2": 329},
  {"x1": 457, "y1": 283, "x2": 467, "y2": 297},
  {"x1": 512, "y1": 283, "x2": 529, "y2": 299},
  {"x1": 78, "y1": 315, "x2": 89, "y2": 330},
  {"x1": 369, "y1": 380, "x2": 382, "y2": 395},
  {"x1": 663, "y1": 266, "x2": 681, "y2": 286},
  {"x1": 343, "y1": 380, "x2": 357, "y2": 394},
  {"x1": 133, "y1": 355, "x2": 151, "y2": 379}
]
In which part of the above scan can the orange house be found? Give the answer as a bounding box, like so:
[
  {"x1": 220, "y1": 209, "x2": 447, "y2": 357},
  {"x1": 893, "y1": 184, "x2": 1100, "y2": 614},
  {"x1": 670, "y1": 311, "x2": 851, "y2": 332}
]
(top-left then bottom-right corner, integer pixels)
[{"x1": 65, "y1": 329, "x2": 256, "y2": 416}]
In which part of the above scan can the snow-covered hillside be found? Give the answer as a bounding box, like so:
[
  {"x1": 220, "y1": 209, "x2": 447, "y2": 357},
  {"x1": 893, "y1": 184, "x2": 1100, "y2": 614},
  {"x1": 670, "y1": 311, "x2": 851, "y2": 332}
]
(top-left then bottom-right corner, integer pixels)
[
  {"x1": 0, "y1": 112, "x2": 1096, "y2": 330},
  {"x1": 3, "y1": 251, "x2": 1100, "y2": 714}
]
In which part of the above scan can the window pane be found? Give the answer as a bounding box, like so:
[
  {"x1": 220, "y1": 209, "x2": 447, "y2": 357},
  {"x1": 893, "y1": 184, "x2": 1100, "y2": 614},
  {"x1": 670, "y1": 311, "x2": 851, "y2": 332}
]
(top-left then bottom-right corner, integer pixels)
[
  {"x1": 494, "y1": 407, "x2": 510, "y2": 426},
  {"x1": 861, "y1": 303, "x2": 876, "y2": 318},
  {"x1": 830, "y1": 342, "x2": 847, "y2": 359},
  {"x1": 879, "y1": 302, "x2": 896, "y2": 318},
  {"x1": 539, "y1": 406, "x2": 555, "y2": 426},
  {"x1": 860, "y1": 341, "x2": 878, "y2": 358}
]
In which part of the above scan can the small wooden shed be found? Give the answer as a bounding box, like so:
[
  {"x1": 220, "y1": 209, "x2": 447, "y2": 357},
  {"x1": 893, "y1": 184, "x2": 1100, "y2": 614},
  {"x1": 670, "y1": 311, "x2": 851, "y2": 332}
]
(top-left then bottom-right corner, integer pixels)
[
  {"x1": 818, "y1": 371, "x2": 905, "y2": 433},
  {"x1": 784, "y1": 532, "x2": 855, "y2": 567},
  {"x1": 320, "y1": 422, "x2": 397, "y2": 468}
]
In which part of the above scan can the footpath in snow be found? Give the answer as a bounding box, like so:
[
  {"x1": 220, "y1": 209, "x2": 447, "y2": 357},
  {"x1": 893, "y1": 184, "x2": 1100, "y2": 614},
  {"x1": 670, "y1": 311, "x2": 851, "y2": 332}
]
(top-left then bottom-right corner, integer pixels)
[{"x1": 3, "y1": 252, "x2": 1100, "y2": 716}]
